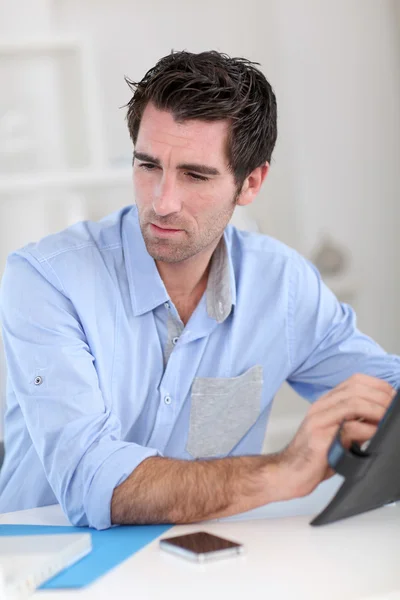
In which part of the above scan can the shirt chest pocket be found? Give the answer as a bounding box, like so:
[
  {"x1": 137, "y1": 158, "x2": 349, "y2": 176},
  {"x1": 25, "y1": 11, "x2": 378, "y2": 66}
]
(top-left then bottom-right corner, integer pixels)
[{"x1": 186, "y1": 365, "x2": 263, "y2": 459}]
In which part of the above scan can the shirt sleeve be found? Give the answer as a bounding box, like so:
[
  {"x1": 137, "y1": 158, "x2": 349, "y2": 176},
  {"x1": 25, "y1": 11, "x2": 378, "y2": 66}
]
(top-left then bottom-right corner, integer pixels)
[
  {"x1": 0, "y1": 249, "x2": 161, "y2": 530},
  {"x1": 286, "y1": 253, "x2": 400, "y2": 400}
]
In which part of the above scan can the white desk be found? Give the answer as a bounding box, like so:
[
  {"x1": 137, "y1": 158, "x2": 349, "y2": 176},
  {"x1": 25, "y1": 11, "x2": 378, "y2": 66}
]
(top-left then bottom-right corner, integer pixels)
[{"x1": 1, "y1": 476, "x2": 399, "y2": 600}]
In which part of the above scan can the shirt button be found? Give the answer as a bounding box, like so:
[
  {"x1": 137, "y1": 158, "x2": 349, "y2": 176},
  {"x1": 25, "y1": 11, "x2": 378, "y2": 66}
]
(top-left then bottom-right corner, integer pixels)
[
  {"x1": 34, "y1": 376, "x2": 43, "y2": 385},
  {"x1": 164, "y1": 302, "x2": 170, "y2": 309},
  {"x1": 164, "y1": 395, "x2": 172, "y2": 405},
  {"x1": 172, "y1": 336, "x2": 179, "y2": 345}
]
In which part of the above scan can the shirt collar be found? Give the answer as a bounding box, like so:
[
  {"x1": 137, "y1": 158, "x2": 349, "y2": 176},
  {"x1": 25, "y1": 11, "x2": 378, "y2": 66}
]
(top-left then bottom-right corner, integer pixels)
[
  {"x1": 123, "y1": 206, "x2": 236, "y2": 321},
  {"x1": 206, "y1": 235, "x2": 236, "y2": 323},
  {"x1": 123, "y1": 207, "x2": 169, "y2": 316}
]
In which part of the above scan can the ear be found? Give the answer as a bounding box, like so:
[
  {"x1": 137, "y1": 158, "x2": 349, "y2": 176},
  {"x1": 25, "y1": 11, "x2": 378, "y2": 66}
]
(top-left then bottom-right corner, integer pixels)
[{"x1": 236, "y1": 162, "x2": 270, "y2": 207}]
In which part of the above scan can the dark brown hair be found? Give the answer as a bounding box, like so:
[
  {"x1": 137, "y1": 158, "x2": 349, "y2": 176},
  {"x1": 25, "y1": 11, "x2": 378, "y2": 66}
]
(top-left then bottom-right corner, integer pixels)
[{"x1": 125, "y1": 50, "x2": 277, "y2": 187}]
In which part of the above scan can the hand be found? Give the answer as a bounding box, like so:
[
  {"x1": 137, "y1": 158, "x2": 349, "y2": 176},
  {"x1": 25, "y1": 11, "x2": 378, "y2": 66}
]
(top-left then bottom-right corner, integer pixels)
[{"x1": 277, "y1": 374, "x2": 396, "y2": 499}]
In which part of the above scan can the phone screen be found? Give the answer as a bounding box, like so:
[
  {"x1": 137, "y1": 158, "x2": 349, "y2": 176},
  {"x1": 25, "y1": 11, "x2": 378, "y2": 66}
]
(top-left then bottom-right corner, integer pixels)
[{"x1": 160, "y1": 531, "x2": 243, "y2": 560}]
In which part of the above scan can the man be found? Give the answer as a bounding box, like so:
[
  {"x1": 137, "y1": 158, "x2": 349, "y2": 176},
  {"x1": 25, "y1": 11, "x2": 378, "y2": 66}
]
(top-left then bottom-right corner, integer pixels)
[{"x1": 0, "y1": 51, "x2": 399, "y2": 530}]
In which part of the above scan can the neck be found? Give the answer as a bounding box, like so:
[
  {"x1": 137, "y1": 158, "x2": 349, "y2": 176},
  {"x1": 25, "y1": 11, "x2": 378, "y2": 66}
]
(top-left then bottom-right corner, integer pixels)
[{"x1": 156, "y1": 239, "x2": 221, "y2": 324}]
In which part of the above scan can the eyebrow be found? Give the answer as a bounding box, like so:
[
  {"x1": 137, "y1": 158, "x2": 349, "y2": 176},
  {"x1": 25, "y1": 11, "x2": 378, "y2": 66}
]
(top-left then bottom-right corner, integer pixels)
[{"x1": 133, "y1": 151, "x2": 221, "y2": 176}]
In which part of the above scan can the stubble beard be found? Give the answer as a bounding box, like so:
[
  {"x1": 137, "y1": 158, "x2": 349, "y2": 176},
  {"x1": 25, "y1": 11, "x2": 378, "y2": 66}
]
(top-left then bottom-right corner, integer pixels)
[{"x1": 139, "y1": 203, "x2": 236, "y2": 264}]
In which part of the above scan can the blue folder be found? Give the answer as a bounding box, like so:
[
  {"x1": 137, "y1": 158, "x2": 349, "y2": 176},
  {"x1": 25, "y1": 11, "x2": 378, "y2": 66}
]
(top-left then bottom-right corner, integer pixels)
[{"x1": 0, "y1": 523, "x2": 172, "y2": 588}]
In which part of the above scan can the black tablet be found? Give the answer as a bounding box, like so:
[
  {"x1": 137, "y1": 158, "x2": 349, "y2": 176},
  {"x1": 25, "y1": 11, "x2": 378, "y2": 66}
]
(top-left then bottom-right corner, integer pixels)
[{"x1": 311, "y1": 387, "x2": 400, "y2": 526}]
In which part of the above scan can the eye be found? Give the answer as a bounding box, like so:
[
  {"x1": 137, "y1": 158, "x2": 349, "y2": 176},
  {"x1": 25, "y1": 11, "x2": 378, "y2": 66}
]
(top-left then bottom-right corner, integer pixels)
[
  {"x1": 186, "y1": 172, "x2": 209, "y2": 182},
  {"x1": 138, "y1": 163, "x2": 159, "y2": 171}
]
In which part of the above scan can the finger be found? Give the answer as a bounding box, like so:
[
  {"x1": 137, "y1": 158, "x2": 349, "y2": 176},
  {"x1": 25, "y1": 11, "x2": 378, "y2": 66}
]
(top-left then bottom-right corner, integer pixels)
[
  {"x1": 349, "y1": 384, "x2": 395, "y2": 406},
  {"x1": 311, "y1": 397, "x2": 387, "y2": 430},
  {"x1": 335, "y1": 374, "x2": 395, "y2": 396},
  {"x1": 311, "y1": 384, "x2": 395, "y2": 417},
  {"x1": 340, "y1": 421, "x2": 377, "y2": 448}
]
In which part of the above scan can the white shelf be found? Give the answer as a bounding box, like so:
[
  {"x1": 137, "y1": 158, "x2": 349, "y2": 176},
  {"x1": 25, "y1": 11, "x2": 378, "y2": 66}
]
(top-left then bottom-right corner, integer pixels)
[
  {"x1": 0, "y1": 35, "x2": 107, "y2": 170},
  {"x1": 0, "y1": 168, "x2": 133, "y2": 194}
]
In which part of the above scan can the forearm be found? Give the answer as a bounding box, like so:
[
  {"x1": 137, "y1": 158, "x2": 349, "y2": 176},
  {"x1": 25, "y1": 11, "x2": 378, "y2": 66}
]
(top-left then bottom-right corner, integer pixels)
[{"x1": 111, "y1": 454, "x2": 294, "y2": 525}]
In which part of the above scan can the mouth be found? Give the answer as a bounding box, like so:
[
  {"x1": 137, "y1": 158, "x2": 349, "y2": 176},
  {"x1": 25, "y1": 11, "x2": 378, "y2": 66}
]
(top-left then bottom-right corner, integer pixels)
[{"x1": 150, "y1": 223, "x2": 183, "y2": 237}]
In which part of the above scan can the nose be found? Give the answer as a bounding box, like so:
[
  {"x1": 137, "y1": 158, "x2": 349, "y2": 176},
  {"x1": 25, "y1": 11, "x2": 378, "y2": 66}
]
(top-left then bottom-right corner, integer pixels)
[{"x1": 153, "y1": 173, "x2": 182, "y2": 216}]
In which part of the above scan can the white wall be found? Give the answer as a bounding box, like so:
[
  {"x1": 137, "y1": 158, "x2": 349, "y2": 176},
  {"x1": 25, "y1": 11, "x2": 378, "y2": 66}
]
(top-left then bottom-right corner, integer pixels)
[
  {"x1": 259, "y1": 0, "x2": 400, "y2": 443},
  {"x1": 270, "y1": 0, "x2": 400, "y2": 352},
  {"x1": 1, "y1": 0, "x2": 400, "y2": 449}
]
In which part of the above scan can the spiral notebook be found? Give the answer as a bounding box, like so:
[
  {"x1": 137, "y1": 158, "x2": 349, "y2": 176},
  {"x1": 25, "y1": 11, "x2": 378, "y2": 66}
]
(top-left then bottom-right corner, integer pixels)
[
  {"x1": 0, "y1": 522, "x2": 172, "y2": 590},
  {"x1": 0, "y1": 533, "x2": 91, "y2": 600}
]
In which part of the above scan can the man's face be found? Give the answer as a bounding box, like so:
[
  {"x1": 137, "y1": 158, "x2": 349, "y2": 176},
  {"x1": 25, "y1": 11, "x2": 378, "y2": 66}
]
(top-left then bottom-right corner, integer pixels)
[{"x1": 133, "y1": 102, "x2": 240, "y2": 264}]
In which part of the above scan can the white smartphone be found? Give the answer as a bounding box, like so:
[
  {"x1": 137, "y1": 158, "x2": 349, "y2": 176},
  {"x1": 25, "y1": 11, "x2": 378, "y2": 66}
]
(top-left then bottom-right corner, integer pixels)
[{"x1": 159, "y1": 531, "x2": 244, "y2": 563}]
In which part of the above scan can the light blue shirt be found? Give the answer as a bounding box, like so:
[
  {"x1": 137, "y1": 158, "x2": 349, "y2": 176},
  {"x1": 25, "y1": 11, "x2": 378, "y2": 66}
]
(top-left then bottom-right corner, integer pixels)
[{"x1": 0, "y1": 205, "x2": 399, "y2": 529}]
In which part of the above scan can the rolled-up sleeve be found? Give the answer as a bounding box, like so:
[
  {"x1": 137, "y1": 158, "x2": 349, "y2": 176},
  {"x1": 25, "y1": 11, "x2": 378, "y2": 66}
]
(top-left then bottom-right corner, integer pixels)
[
  {"x1": 0, "y1": 250, "x2": 160, "y2": 530},
  {"x1": 287, "y1": 254, "x2": 400, "y2": 400}
]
